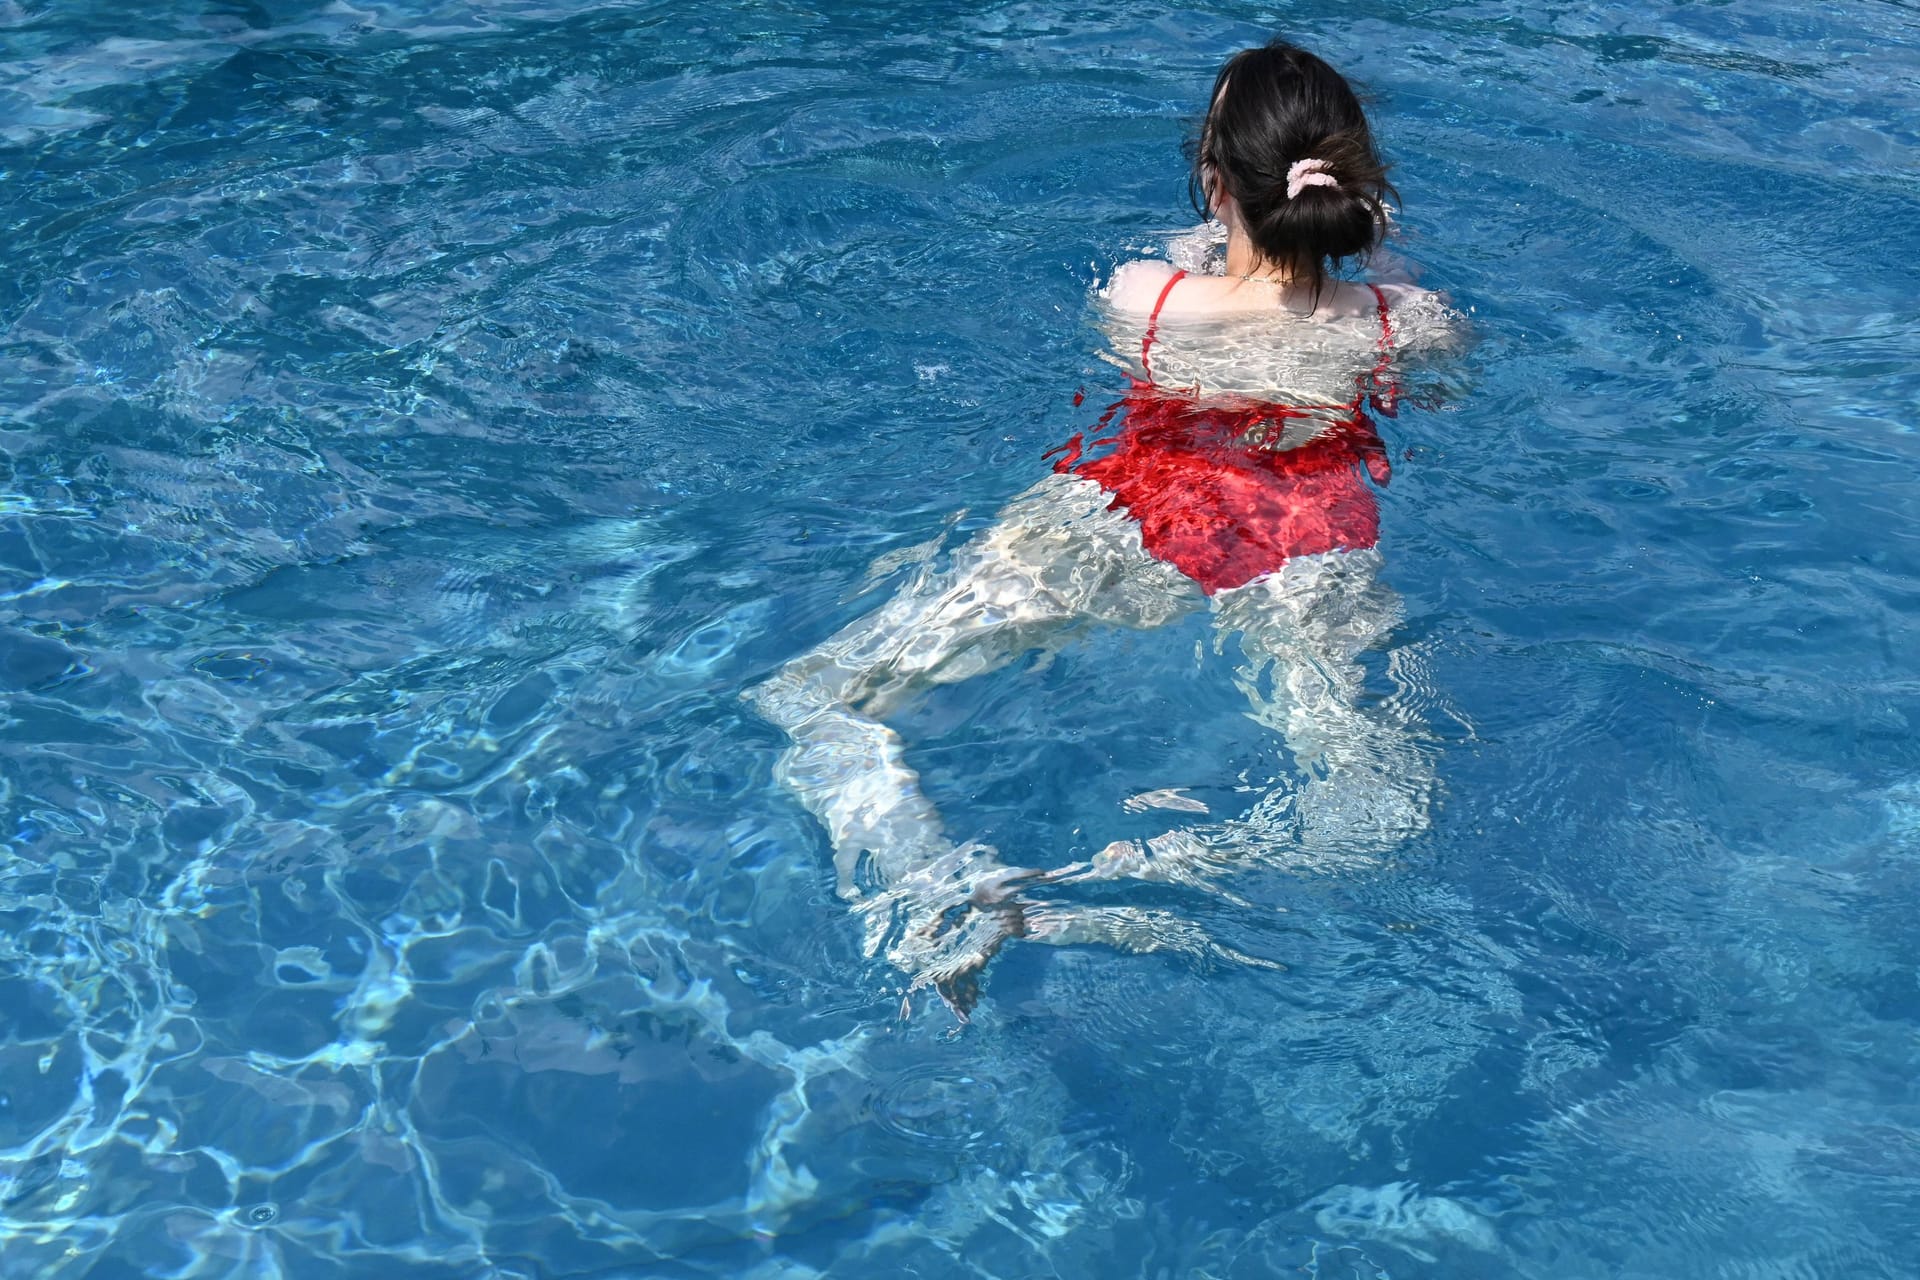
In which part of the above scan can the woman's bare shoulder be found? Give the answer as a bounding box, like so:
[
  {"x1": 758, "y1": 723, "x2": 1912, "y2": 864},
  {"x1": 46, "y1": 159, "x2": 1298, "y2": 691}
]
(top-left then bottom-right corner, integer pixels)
[
  {"x1": 1104, "y1": 259, "x2": 1182, "y2": 315},
  {"x1": 1105, "y1": 261, "x2": 1281, "y2": 320},
  {"x1": 1377, "y1": 281, "x2": 1441, "y2": 307},
  {"x1": 1103, "y1": 261, "x2": 1465, "y2": 336},
  {"x1": 1377, "y1": 281, "x2": 1472, "y2": 351}
]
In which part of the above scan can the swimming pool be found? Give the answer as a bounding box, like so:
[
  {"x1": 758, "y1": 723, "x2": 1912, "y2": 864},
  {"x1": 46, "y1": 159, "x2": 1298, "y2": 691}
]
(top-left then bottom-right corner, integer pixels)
[{"x1": 4, "y1": 0, "x2": 1919, "y2": 1274}]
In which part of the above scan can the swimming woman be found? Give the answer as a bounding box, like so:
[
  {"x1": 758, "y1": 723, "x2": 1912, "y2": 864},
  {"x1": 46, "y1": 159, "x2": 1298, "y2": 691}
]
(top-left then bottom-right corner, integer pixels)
[{"x1": 751, "y1": 39, "x2": 1461, "y2": 1017}]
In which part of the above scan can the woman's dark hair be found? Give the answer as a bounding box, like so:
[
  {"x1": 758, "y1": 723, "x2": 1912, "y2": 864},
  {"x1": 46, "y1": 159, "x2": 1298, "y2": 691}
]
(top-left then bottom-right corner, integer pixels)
[{"x1": 1189, "y1": 39, "x2": 1396, "y2": 304}]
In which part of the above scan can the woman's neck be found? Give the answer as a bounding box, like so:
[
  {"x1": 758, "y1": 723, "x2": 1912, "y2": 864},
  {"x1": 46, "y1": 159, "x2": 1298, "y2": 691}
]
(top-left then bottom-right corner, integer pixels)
[{"x1": 1222, "y1": 226, "x2": 1295, "y2": 283}]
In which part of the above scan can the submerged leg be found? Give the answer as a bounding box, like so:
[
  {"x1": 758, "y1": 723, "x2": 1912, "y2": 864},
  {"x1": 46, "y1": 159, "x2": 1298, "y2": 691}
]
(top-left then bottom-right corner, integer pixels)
[
  {"x1": 1058, "y1": 548, "x2": 1437, "y2": 890},
  {"x1": 1220, "y1": 547, "x2": 1435, "y2": 856},
  {"x1": 748, "y1": 475, "x2": 1197, "y2": 1013}
]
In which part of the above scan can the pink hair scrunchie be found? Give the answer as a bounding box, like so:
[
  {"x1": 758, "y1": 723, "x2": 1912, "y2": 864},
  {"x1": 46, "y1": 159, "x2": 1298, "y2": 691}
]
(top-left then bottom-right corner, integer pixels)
[{"x1": 1286, "y1": 158, "x2": 1339, "y2": 199}]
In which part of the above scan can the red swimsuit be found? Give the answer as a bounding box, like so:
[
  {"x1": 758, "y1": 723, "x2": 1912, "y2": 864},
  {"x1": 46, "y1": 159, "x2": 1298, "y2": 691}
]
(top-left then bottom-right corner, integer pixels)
[{"x1": 1051, "y1": 270, "x2": 1396, "y2": 594}]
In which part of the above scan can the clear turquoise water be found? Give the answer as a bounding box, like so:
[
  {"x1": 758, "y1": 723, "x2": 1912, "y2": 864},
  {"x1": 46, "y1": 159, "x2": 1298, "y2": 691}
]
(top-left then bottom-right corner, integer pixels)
[{"x1": 4, "y1": 1, "x2": 1920, "y2": 1276}]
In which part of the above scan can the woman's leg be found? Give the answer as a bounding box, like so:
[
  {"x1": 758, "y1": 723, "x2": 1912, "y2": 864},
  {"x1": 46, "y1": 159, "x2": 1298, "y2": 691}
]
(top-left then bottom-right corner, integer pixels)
[
  {"x1": 748, "y1": 475, "x2": 1197, "y2": 1013},
  {"x1": 1220, "y1": 547, "x2": 1434, "y2": 854},
  {"x1": 1060, "y1": 548, "x2": 1436, "y2": 888}
]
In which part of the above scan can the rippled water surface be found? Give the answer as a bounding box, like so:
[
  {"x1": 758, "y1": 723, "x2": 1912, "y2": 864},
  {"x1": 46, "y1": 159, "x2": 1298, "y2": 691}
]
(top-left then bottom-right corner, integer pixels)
[{"x1": 5, "y1": 0, "x2": 1920, "y2": 1275}]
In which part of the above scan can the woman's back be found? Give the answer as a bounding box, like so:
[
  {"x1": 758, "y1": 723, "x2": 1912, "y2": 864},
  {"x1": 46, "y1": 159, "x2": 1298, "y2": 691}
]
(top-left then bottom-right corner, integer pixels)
[{"x1": 1101, "y1": 255, "x2": 1458, "y2": 407}]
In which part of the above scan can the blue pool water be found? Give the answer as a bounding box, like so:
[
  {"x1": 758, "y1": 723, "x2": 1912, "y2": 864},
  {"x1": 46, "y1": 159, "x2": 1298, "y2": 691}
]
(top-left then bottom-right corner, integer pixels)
[{"x1": 5, "y1": 0, "x2": 1920, "y2": 1275}]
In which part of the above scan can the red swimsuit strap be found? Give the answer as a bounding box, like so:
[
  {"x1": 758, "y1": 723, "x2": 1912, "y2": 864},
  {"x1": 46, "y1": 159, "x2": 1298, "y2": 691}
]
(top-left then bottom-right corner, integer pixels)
[
  {"x1": 1366, "y1": 283, "x2": 1398, "y2": 411},
  {"x1": 1368, "y1": 284, "x2": 1393, "y2": 365},
  {"x1": 1140, "y1": 269, "x2": 1187, "y2": 382}
]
